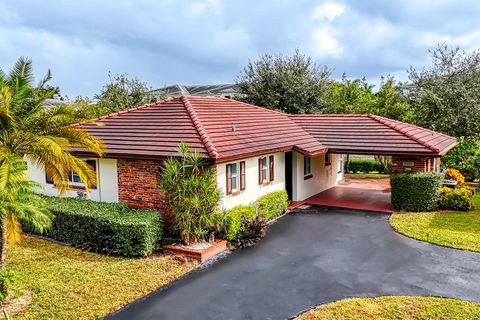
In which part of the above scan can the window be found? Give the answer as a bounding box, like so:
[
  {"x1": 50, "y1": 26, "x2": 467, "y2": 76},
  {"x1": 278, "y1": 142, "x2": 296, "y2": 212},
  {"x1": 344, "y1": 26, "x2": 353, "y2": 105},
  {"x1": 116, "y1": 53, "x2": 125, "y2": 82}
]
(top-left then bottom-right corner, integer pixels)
[
  {"x1": 46, "y1": 159, "x2": 97, "y2": 188},
  {"x1": 226, "y1": 163, "x2": 237, "y2": 195},
  {"x1": 259, "y1": 155, "x2": 274, "y2": 185},
  {"x1": 325, "y1": 153, "x2": 332, "y2": 166},
  {"x1": 226, "y1": 161, "x2": 246, "y2": 195},
  {"x1": 304, "y1": 156, "x2": 312, "y2": 176},
  {"x1": 337, "y1": 154, "x2": 344, "y2": 174}
]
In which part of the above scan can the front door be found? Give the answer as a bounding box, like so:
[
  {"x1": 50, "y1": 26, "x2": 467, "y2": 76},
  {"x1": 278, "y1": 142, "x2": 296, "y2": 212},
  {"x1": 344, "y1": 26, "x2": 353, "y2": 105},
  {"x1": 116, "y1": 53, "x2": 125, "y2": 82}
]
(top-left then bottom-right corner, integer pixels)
[{"x1": 285, "y1": 152, "x2": 293, "y2": 200}]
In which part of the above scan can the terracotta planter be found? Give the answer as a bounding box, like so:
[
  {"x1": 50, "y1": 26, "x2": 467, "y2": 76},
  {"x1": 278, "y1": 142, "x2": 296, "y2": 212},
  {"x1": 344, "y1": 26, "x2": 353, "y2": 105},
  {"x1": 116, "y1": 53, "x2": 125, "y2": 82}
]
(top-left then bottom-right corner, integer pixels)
[{"x1": 163, "y1": 240, "x2": 228, "y2": 262}]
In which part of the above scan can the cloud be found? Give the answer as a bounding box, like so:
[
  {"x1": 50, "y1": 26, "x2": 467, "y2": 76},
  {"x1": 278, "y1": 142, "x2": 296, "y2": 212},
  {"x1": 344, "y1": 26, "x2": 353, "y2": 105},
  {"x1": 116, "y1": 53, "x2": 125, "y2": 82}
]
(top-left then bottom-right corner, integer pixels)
[
  {"x1": 1, "y1": 0, "x2": 480, "y2": 96},
  {"x1": 311, "y1": 2, "x2": 346, "y2": 22},
  {"x1": 312, "y1": 27, "x2": 343, "y2": 57}
]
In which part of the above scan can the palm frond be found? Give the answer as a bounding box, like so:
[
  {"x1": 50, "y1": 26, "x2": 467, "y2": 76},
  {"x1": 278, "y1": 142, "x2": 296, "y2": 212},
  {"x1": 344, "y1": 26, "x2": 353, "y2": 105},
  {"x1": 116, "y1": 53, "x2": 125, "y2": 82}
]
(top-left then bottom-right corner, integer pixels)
[
  {"x1": 5, "y1": 214, "x2": 21, "y2": 245},
  {"x1": 7, "y1": 57, "x2": 34, "y2": 86},
  {"x1": 37, "y1": 69, "x2": 52, "y2": 88}
]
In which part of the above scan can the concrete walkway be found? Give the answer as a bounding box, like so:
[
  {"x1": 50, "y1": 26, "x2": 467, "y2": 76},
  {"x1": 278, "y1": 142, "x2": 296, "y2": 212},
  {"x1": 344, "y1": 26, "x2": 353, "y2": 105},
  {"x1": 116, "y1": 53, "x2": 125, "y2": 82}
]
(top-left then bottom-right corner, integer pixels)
[{"x1": 105, "y1": 207, "x2": 480, "y2": 320}]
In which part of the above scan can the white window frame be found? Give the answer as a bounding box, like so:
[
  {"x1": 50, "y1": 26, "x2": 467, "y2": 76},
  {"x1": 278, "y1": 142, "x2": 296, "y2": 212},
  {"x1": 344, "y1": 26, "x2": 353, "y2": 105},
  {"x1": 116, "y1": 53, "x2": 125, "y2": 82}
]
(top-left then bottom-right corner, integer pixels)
[
  {"x1": 304, "y1": 156, "x2": 312, "y2": 176},
  {"x1": 261, "y1": 156, "x2": 269, "y2": 183},
  {"x1": 230, "y1": 163, "x2": 239, "y2": 192},
  {"x1": 337, "y1": 154, "x2": 344, "y2": 174},
  {"x1": 46, "y1": 158, "x2": 98, "y2": 189}
]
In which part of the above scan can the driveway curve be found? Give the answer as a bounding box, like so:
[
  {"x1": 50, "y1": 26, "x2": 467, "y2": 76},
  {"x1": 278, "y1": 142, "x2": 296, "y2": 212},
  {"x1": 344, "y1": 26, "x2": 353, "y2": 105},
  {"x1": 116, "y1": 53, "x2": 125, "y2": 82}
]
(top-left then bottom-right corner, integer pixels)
[{"x1": 105, "y1": 206, "x2": 480, "y2": 320}]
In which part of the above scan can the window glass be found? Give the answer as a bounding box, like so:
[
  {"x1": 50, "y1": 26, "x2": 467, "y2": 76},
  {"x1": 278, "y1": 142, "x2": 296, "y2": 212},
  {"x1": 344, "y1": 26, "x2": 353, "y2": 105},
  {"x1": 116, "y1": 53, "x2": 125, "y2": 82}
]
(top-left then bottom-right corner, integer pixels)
[
  {"x1": 337, "y1": 154, "x2": 344, "y2": 173},
  {"x1": 231, "y1": 163, "x2": 238, "y2": 191},
  {"x1": 261, "y1": 157, "x2": 268, "y2": 181},
  {"x1": 304, "y1": 156, "x2": 312, "y2": 176}
]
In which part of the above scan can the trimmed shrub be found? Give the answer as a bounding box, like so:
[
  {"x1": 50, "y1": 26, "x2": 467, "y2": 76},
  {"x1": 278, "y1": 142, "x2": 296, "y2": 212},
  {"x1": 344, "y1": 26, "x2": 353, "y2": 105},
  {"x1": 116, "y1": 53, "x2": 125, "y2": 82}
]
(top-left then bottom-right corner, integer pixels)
[
  {"x1": 256, "y1": 190, "x2": 289, "y2": 220},
  {"x1": 33, "y1": 197, "x2": 163, "y2": 257},
  {"x1": 390, "y1": 172, "x2": 443, "y2": 212},
  {"x1": 215, "y1": 191, "x2": 288, "y2": 247},
  {"x1": 439, "y1": 187, "x2": 473, "y2": 211},
  {"x1": 443, "y1": 169, "x2": 465, "y2": 184},
  {"x1": 345, "y1": 159, "x2": 386, "y2": 173}
]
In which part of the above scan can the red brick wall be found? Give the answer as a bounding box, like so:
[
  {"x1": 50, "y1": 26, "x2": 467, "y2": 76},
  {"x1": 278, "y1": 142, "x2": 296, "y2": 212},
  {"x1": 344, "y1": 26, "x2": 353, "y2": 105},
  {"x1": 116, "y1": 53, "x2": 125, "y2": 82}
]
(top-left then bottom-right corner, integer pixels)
[
  {"x1": 117, "y1": 159, "x2": 165, "y2": 212},
  {"x1": 392, "y1": 156, "x2": 429, "y2": 172}
]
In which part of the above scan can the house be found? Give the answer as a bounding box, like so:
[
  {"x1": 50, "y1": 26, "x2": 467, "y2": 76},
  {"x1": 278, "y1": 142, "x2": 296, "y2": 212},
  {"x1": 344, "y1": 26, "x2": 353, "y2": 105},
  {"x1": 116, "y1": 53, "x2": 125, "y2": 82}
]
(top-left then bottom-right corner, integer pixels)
[
  {"x1": 149, "y1": 84, "x2": 240, "y2": 99},
  {"x1": 26, "y1": 96, "x2": 457, "y2": 216}
]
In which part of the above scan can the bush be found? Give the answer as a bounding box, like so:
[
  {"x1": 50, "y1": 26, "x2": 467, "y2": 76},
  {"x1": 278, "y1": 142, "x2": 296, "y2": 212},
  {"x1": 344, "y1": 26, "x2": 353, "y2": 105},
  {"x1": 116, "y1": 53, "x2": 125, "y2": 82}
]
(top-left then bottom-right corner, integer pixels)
[
  {"x1": 442, "y1": 138, "x2": 480, "y2": 182},
  {"x1": 32, "y1": 197, "x2": 163, "y2": 257},
  {"x1": 443, "y1": 169, "x2": 465, "y2": 184},
  {"x1": 214, "y1": 191, "x2": 288, "y2": 247},
  {"x1": 390, "y1": 172, "x2": 443, "y2": 211},
  {"x1": 256, "y1": 190, "x2": 288, "y2": 220},
  {"x1": 345, "y1": 159, "x2": 386, "y2": 173},
  {"x1": 439, "y1": 187, "x2": 473, "y2": 211}
]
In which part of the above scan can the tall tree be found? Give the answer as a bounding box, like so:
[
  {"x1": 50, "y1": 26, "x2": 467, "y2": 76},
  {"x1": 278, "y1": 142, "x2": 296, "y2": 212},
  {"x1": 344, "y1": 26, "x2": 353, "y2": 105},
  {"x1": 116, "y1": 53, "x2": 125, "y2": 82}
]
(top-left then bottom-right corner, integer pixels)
[
  {"x1": 236, "y1": 49, "x2": 331, "y2": 114},
  {"x1": 94, "y1": 73, "x2": 161, "y2": 115},
  {"x1": 325, "y1": 75, "x2": 376, "y2": 114},
  {"x1": 408, "y1": 44, "x2": 480, "y2": 138}
]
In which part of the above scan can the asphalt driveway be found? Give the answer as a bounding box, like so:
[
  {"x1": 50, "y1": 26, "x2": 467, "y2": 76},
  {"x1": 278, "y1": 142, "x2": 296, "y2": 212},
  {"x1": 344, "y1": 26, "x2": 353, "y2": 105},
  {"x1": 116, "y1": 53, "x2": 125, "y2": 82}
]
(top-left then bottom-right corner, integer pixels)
[{"x1": 105, "y1": 206, "x2": 480, "y2": 320}]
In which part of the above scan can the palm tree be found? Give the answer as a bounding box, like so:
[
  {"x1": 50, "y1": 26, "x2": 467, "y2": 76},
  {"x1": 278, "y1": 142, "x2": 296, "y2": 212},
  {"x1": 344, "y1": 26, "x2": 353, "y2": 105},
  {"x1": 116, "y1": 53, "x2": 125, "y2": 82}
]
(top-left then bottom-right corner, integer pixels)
[
  {"x1": 0, "y1": 57, "x2": 104, "y2": 270},
  {"x1": 0, "y1": 57, "x2": 104, "y2": 194}
]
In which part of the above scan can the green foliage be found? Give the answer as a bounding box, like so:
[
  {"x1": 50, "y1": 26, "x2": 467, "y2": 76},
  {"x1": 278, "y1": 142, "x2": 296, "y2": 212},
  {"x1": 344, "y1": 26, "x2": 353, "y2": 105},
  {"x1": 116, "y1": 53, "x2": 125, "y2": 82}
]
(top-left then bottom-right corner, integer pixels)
[
  {"x1": 438, "y1": 186, "x2": 473, "y2": 211},
  {"x1": 255, "y1": 190, "x2": 289, "y2": 220},
  {"x1": 325, "y1": 75, "x2": 415, "y2": 122},
  {"x1": 229, "y1": 214, "x2": 267, "y2": 248},
  {"x1": 160, "y1": 143, "x2": 220, "y2": 244},
  {"x1": 408, "y1": 44, "x2": 480, "y2": 138},
  {"x1": 0, "y1": 269, "x2": 18, "y2": 302},
  {"x1": 214, "y1": 191, "x2": 288, "y2": 247},
  {"x1": 390, "y1": 172, "x2": 443, "y2": 212},
  {"x1": 442, "y1": 138, "x2": 480, "y2": 181},
  {"x1": 345, "y1": 159, "x2": 386, "y2": 174},
  {"x1": 94, "y1": 73, "x2": 163, "y2": 116},
  {"x1": 32, "y1": 197, "x2": 162, "y2": 257},
  {"x1": 237, "y1": 49, "x2": 331, "y2": 114}
]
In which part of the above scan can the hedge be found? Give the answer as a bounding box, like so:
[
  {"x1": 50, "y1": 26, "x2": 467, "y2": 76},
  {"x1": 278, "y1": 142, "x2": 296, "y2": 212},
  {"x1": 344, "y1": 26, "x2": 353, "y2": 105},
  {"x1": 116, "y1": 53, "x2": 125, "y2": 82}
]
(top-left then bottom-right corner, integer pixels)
[
  {"x1": 256, "y1": 190, "x2": 289, "y2": 220},
  {"x1": 345, "y1": 159, "x2": 386, "y2": 173},
  {"x1": 216, "y1": 190, "x2": 289, "y2": 245},
  {"x1": 390, "y1": 172, "x2": 443, "y2": 212},
  {"x1": 31, "y1": 197, "x2": 163, "y2": 257}
]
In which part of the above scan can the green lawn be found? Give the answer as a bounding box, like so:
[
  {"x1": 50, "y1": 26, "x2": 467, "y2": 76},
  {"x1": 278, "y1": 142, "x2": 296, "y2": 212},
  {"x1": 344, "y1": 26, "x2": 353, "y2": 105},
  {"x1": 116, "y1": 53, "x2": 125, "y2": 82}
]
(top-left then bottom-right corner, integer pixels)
[
  {"x1": 7, "y1": 236, "x2": 198, "y2": 320},
  {"x1": 296, "y1": 296, "x2": 480, "y2": 320},
  {"x1": 390, "y1": 192, "x2": 480, "y2": 252},
  {"x1": 345, "y1": 173, "x2": 390, "y2": 178}
]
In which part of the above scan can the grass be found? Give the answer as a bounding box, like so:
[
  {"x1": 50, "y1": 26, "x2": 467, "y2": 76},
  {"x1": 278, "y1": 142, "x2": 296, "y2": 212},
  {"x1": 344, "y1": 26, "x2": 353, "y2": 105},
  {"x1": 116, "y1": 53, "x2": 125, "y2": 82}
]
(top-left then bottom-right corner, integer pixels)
[
  {"x1": 7, "y1": 236, "x2": 198, "y2": 320},
  {"x1": 390, "y1": 192, "x2": 480, "y2": 252},
  {"x1": 345, "y1": 173, "x2": 390, "y2": 178},
  {"x1": 296, "y1": 296, "x2": 480, "y2": 320}
]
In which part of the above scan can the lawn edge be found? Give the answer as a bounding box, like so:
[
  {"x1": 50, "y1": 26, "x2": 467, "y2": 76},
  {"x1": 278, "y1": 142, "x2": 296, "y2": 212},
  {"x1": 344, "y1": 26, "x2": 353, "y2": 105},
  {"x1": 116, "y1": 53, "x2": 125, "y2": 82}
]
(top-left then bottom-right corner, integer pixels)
[
  {"x1": 290, "y1": 295, "x2": 480, "y2": 320},
  {"x1": 388, "y1": 213, "x2": 480, "y2": 254}
]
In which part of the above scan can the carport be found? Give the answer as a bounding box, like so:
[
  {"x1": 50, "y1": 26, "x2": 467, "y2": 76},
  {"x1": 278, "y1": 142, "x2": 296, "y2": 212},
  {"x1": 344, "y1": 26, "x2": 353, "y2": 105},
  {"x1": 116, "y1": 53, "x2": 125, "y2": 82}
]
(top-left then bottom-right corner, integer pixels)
[{"x1": 289, "y1": 114, "x2": 458, "y2": 212}]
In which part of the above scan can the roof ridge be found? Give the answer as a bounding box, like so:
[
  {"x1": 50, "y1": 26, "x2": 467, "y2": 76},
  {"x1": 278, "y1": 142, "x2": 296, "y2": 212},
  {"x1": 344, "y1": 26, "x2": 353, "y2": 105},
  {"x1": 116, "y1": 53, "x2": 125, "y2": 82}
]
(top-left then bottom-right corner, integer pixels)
[
  {"x1": 71, "y1": 97, "x2": 175, "y2": 127},
  {"x1": 289, "y1": 114, "x2": 370, "y2": 117},
  {"x1": 367, "y1": 114, "x2": 441, "y2": 153},
  {"x1": 181, "y1": 96, "x2": 220, "y2": 160}
]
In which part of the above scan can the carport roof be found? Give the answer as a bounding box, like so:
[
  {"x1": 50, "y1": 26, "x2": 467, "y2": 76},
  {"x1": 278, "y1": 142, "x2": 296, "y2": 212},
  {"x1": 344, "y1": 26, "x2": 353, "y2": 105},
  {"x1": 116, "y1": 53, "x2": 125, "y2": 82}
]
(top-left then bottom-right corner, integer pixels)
[{"x1": 289, "y1": 114, "x2": 457, "y2": 156}]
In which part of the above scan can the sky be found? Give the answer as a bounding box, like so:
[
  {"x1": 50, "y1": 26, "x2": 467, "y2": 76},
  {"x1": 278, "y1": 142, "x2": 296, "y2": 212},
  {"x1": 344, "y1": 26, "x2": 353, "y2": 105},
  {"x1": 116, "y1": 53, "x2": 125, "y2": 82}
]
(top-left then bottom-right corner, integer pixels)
[{"x1": 1, "y1": 0, "x2": 480, "y2": 98}]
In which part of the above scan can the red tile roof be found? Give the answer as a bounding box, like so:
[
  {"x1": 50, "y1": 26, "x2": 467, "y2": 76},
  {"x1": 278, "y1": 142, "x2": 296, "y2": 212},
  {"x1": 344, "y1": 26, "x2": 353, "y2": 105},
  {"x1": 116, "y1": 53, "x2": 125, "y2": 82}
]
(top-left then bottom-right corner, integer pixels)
[
  {"x1": 73, "y1": 97, "x2": 327, "y2": 162},
  {"x1": 289, "y1": 114, "x2": 457, "y2": 156}
]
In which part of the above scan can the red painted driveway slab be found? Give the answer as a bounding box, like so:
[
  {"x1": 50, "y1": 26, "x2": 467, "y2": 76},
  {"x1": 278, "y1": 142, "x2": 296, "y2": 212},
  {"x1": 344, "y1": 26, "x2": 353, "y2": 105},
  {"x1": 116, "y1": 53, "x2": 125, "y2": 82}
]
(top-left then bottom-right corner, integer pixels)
[{"x1": 305, "y1": 186, "x2": 393, "y2": 213}]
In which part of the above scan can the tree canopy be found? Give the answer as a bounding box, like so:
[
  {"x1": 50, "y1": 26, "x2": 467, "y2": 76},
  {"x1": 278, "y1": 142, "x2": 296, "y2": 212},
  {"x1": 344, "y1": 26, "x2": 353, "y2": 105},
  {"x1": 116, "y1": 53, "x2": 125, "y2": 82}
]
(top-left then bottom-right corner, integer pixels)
[
  {"x1": 236, "y1": 49, "x2": 331, "y2": 114},
  {"x1": 408, "y1": 44, "x2": 480, "y2": 138}
]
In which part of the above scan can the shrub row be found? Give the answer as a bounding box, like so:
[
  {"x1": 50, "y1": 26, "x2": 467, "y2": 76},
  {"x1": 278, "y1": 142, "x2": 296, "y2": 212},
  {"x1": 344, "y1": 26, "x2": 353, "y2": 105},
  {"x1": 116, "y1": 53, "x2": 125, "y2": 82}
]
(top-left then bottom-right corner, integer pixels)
[
  {"x1": 438, "y1": 185, "x2": 475, "y2": 211},
  {"x1": 215, "y1": 190, "x2": 288, "y2": 247},
  {"x1": 390, "y1": 172, "x2": 443, "y2": 212},
  {"x1": 29, "y1": 197, "x2": 163, "y2": 257},
  {"x1": 345, "y1": 159, "x2": 387, "y2": 173}
]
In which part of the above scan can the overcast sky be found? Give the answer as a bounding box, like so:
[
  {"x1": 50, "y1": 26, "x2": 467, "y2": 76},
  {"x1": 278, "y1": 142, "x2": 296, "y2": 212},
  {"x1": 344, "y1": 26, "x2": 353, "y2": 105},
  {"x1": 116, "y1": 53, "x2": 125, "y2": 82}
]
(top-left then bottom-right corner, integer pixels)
[{"x1": 1, "y1": 0, "x2": 480, "y2": 98}]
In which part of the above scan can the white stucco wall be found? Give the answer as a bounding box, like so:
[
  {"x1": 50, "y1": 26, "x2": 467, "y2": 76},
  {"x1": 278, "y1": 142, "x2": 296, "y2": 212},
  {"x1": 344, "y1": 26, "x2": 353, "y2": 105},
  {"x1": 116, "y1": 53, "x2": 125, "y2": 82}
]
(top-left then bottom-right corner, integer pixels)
[
  {"x1": 26, "y1": 158, "x2": 119, "y2": 203},
  {"x1": 292, "y1": 152, "x2": 342, "y2": 201},
  {"x1": 216, "y1": 152, "x2": 285, "y2": 210}
]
